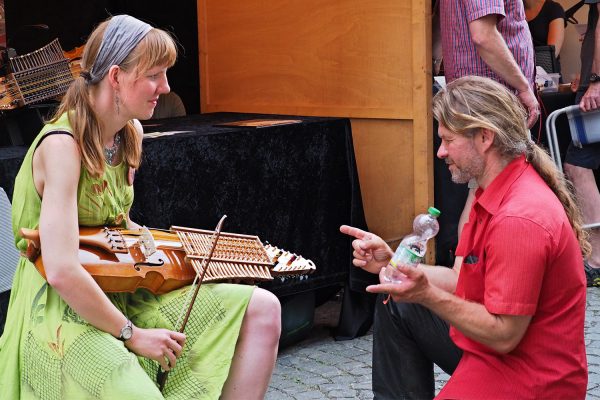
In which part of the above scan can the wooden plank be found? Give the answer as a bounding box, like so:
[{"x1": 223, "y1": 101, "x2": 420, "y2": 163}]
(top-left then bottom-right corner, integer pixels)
[
  {"x1": 198, "y1": 0, "x2": 413, "y2": 119},
  {"x1": 411, "y1": 0, "x2": 435, "y2": 263},
  {"x1": 350, "y1": 118, "x2": 414, "y2": 242}
]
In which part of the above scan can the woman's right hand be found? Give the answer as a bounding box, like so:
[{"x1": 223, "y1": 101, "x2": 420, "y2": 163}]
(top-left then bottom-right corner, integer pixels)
[
  {"x1": 124, "y1": 326, "x2": 186, "y2": 371},
  {"x1": 339, "y1": 225, "x2": 393, "y2": 274}
]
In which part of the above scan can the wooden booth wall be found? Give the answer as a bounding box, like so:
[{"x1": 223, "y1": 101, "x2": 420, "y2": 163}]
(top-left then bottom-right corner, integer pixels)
[{"x1": 197, "y1": 0, "x2": 433, "y2": 247}]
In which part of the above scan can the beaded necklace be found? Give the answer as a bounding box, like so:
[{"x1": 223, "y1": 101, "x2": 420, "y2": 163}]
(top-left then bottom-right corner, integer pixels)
[{"x1": 104, "y1": 133, "x2": 122, "y2": 165}]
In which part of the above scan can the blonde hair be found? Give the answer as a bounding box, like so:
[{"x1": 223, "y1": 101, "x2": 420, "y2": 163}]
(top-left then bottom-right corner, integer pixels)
[
  {"x1": 433, "y1": 76, "x2": 590, "y2": 256},
  {"x1": 51, "y1": 17, "x2": 177, "y2": 178}
]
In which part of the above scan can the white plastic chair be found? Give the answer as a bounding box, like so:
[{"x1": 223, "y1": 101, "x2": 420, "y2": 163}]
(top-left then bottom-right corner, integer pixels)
[
  {"x1": 546, "y1": 105, "x2": 600, "y2": 229},
  {"x1": 0, "y1": 187, "x2": 19, "y2": 293}
]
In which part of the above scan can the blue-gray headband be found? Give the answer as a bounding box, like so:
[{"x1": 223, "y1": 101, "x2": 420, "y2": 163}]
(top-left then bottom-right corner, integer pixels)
[{"x1": 86, "y1": 15, "x2": 152, "y2": 84}]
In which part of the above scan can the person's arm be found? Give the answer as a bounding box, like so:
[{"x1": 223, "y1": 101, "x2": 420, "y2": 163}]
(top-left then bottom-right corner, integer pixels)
[
  {"x1": 38, "y1": 135, "x2": 127, "y2": 337},
  {"x1": 469, "y1": 15, "x2": 540, "y2": 127},
  {"x1": 546, "y1": 18, "x2": 565, "y2": 55},
  {"x1": 368, "y1": 263, "x2": 531, "y2": 353},
  {"x1": 36, "y1": 135, "x2": 184, "y2": 371},
  {"x1": 579, "y1": 3, "x2": 600, "y2": 112},
  {"x1": 341, "y1": 224, "x2": 461, "y2": 293}
]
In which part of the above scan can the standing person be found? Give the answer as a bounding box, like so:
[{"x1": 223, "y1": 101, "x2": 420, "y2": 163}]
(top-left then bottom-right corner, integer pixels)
[
  {"x1": 524, "y1": 0, "x2": 566, "y2": 55},
  {"x1": 433, "y1": 0, "x2": 540, "y2": 264},
  {"x1": 0, "y1": 15, "x2": 281, "y2": 399},
  {"x1": 341, "y1": 76, "x2": 588, "y2": 399},
  {"x1": 440, "y1": 0, "x2": 539, "y2": 127},
  {"x1": 525, "y1": 0, "x2": 566, "y2": 77},
  {"x1": 564, "y1": 0, "x2": 600, "y2": 287}
]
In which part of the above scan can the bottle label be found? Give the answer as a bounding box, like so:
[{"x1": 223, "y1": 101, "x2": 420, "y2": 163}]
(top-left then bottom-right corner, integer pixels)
[{"x1": 390, "y1": 245, "x2": 421, "y2": 268}]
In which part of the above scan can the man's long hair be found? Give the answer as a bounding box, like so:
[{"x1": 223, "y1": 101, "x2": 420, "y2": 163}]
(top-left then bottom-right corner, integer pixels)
[
  {"x1": 433, "y1": 75, "x2": 590, "y2": 256},
  {"x1": 50, "y1": 17, "x2": 177, "y2": 178}
]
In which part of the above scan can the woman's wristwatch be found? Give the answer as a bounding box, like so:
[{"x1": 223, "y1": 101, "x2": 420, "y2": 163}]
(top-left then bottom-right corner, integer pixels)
[
  {"x1": 589, "y1": 73, "x2": 600, "y2": 84},
  {"x1": 118, "y1": 320, "x2": 133, "y2": 341}
]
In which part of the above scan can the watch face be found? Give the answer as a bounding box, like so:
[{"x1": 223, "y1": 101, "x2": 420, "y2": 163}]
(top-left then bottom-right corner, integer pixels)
[
  {"x1": 123, "y1": 326, "x2": 133, "y2": 340},
  {"x1": 121, "y1": 326, "x2": 133, "y2": 340},
  {"x1": 120, "y1": 321, "x2": 133, "y2": 340}
]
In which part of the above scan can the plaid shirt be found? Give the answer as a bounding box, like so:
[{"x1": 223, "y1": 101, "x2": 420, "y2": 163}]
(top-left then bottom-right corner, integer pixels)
[{"x1": 441, "y1": 0, "x2": 535, "y2": 91}]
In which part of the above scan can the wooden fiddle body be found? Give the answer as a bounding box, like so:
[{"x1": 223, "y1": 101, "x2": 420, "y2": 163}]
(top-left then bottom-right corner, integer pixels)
[{"x1": 19, "y1": 225, "x2": 315, "y2": 295}]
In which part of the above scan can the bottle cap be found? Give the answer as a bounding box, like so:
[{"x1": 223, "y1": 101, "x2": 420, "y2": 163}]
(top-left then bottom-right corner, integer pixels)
[{"x1": 428, "y1": 207, "x2": 441, "y2": 217}]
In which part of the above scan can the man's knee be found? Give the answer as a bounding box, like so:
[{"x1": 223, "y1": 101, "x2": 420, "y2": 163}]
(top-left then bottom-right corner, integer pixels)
[{"x1": 375, "y1": 297, "x2": 430, "y2": 326}]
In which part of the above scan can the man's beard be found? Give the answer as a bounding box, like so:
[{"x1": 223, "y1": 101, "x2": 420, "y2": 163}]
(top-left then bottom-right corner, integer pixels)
[{"x1": 447, "y1": 153, "x2": 484, "y2": 184}]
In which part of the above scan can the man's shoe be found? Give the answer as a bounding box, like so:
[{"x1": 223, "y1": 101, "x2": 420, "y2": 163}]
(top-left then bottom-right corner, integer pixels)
[{"x1": 584, "y1": 261, "x2": 600, "y2": 287}]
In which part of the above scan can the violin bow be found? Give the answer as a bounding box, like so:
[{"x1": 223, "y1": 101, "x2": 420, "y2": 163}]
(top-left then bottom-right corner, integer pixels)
[{"x1": 156, "y1": 214, "x2": 227, "y2": 392}]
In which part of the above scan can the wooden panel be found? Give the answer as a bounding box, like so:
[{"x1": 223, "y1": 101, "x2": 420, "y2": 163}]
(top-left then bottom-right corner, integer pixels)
[
  {"x1": 350, "y1": 118, "x2": 414, "y2": 242},
  {"x1": 411, "y1": 0, "x2": 435, "y2": 237},
  {"x1": 198, "y1": 0, "x2": 413, "y2": 119}
]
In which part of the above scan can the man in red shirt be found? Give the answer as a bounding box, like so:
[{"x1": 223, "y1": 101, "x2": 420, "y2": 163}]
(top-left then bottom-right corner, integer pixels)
[{"x1": 341, "y1": 76, "x2": 588, "y2": 399}]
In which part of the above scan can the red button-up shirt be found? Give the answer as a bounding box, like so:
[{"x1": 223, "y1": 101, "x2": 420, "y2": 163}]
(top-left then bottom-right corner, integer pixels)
[{"x1": 438, "y1": 156, "x2": 587, "y2": 399}]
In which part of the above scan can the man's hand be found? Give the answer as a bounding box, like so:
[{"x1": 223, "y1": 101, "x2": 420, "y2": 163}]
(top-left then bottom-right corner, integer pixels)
[
  {"x1": 517, "y1": 88, "x2": 540, "y2": 128},
  {"x1": 368, "y1": 261, "x2": 432, "y2": 303},
  {"x1": 579, "y1": 82, "x2": 600, "y2": 112},
  {"x1": 339, "y1": 225, "x2": 393, "y2": 274}
]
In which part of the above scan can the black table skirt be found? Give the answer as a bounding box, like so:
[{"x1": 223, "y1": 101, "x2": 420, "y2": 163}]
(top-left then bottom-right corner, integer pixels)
[{"x1": 0, "y1": 112, "x2": 376, "y2": 339}]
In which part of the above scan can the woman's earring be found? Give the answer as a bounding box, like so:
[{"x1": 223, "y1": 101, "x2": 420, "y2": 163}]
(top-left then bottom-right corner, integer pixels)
[{"x1": 115, "y1": 93, "x2": 121, "y2": 115}]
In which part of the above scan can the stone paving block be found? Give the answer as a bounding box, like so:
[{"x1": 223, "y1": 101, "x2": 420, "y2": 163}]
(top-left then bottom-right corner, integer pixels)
[
  {"x1": 318, "y1": 382, "x2": 354, "y2": 392},
  {"x1": 357, "y1": 389, "x2": 375, "y2": 399},
  {"x1": 295, "y1": 390, "x2": 327, "y2": 399},
  {"x1": 327, "y1": 373, "x2": 360, "y2": 385},
  {"x1": 336, "y1": 361, "x2": 370, "y2": 373},
  {"x1": 265, "y1": 388, "x2": 295, "y2": 400},
  {"x1": 274, "y1": 378, "x2": 307, "y2": 391},
  {"x1": 307, "y1": 352, "x2": 353, "y2": 366},
  {"x1": 352, "y1": 381, "x2": 372, "y2": 391},
  {"x1": 326, "y1": 389, "x2": 358, "y2": 398},
  {"x1": 290, "y1": 370, "x2": 330, "y2": 385},
  {"x1": 346, "y1": 367, "x2": 372, "y2": 377},
  {"x1": 337, "y1": 347, "x2": 370, "y2": 358},
  {"x1": 299, "y1": 363, "x2": 345, "y2": 378}
]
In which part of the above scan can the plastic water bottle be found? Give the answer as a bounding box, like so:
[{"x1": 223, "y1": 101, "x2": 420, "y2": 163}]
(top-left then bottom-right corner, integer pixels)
[{"x1": 383, "y1": 207, "x2": 441, "y2": 283}]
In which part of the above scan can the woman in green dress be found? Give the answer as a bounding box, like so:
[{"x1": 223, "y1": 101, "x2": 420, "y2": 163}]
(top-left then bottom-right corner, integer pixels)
[{"x1": 0, "y1": 15, "x2": 281, "y2": 399}]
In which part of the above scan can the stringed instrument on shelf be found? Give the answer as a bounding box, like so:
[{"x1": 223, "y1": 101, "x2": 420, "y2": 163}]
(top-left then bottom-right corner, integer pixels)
[
  {"x1": 19, "y1": 224, "x2": 316, "y2": 295},
  {"x1": 0, "y1": 39, "x2": 79, "y2": 110}
]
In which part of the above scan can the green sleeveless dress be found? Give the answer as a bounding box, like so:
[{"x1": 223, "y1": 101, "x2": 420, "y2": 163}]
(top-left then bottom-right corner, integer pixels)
[{"x1": 0, "y1": 114, "x2": 254, "y2": 399}]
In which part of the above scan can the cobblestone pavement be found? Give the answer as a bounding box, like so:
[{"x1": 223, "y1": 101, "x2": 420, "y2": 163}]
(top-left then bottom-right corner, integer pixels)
[{"x1": 267, "y1": 288, "x2": 600, "y2": 399}]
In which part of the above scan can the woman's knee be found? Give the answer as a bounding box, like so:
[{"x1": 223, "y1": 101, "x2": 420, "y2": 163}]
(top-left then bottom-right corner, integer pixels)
[{"x1": 244, "y1": 288, "x2": 281, "y2": 338}]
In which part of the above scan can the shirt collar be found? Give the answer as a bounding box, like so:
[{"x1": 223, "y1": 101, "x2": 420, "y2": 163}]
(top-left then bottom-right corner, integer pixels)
[{"x1": 474, "y1": 155, "x2": 528, "y2": 215}]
